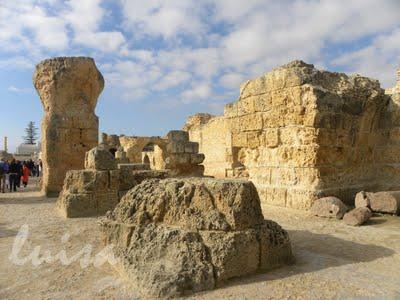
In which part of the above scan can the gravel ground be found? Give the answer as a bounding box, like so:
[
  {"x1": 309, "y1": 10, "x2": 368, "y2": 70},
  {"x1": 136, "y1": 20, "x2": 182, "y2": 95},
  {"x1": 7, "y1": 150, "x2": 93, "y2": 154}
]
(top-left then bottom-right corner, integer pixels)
[{"x1": 1, "y1": 178, "x2": 399, "y2": 299}]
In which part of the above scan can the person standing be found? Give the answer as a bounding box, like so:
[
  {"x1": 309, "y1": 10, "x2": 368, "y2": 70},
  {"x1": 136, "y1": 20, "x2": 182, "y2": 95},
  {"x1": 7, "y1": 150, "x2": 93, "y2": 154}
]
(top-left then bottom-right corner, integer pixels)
[
  {"x1": 0, "y1": 159, "x2": 5, "y2": 193},
  {"x1": 22, "y1": 163, "x2": 30, "y2": 188},
  {"x1": 8, "y1": 159, "x2": 19, "y2": 192}
]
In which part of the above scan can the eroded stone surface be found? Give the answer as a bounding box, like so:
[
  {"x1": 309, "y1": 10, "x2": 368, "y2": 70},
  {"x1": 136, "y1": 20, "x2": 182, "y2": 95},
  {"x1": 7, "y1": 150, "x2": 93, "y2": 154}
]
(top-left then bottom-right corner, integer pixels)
[
  {"x1": 34, "y1": 57, "x2": 104, "y2": 196},
  {"x1": 184, "y1": 60, "x2": 400, "y2": 209},
  {"x1": 343, "y1": 207, "x2": 372, "y2": 226},
  {"x1": 100, "y1": 178, "x2": 293, "y2": 297},
  {"x1": 355, "y1": 191, "x2": 400, "y2": 215},
  {"x1": 310, "y1": 196, "x2": 348, "y2": 219},
  {"x1": 85, "y1": 146, "x2": 117, "y2": 170},
  {"x1": 57, "y1": 169, "x2": 119, "y2": 218}
]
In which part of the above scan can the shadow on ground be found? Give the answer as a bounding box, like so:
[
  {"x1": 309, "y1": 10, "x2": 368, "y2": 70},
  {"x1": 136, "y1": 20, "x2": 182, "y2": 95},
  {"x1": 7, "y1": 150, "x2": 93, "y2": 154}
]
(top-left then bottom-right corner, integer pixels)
[
  {"x1": 211, "y1": 229, "x2": 395, "y2": 290},
  {"x1": 0, "y1": 223, "x2": 18, "y2": 238},
  {"x1": 0, "y1": 196, "x2": 56, "y2": 205}
]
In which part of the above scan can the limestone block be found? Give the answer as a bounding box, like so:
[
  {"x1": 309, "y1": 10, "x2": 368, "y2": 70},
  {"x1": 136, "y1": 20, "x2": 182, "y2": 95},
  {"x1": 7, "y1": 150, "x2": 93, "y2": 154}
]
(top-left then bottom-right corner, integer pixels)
[
  {"x1": 343, "y1": 207, "x2": 372, "y2": 226},
  {"x1": 167, "y1": 130, "x2": 189, "y2": 142},
  {"x1": 365, "y1": 191, "x2": 400, "y2": 214},
  {"x1": 118, "y1": 163, "x2": 151, "y2": 171},
  {"x1": 190, "y1": 153, "x2": 205, "y2": 164},
  {"x1": 310, "y1": 196, "x2": 348, "y2": 219},
  {"x1": 57, "y1": 169, "x2": 120, "y2": 218},
  {"x1": 85, "y1": 146, "x2": 117, "y2": 170},
  {"x1": 184, "y1": 141, "x2": 199, "y2": 153},
  {"x1": 167, "y1": 141, "x2": 185, "y2": 154},
  {"x1": 200, "y1": 230, "x2": 259, "y2": 282},
  {"x1": 57, "y1": 193, "x2": 97, "y2": 218},
  {"x1": 33, "y1": 57, "x2": 104, "y2": 196},
  {"x1": 100, "y1": 177, "x2": 293, "y2": 297},
  {"x1": 112, "y1": 178, "x2": 265, "y2": 231}
]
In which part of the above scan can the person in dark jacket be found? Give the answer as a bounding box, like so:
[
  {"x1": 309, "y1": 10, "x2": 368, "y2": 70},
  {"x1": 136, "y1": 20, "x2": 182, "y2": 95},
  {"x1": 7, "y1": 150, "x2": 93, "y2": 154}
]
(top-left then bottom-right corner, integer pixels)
[{"x1": 8, "y1": 159, "x2": 19, "y2": 192}]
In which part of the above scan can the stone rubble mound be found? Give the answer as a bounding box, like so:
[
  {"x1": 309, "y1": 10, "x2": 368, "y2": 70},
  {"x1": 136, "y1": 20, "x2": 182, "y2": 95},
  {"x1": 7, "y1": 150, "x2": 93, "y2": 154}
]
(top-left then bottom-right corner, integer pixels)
[{"x1": 100, "y1": 177, "x2": 293, "y2": 298}]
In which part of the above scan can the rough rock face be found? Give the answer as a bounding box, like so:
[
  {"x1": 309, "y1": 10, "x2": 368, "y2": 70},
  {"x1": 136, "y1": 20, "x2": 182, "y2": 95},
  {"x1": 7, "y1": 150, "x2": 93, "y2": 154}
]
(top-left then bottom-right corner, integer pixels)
[
  {"x1": 85, "y1": 146, "x2": 117, "y2": 170},
  {"x1": 310, "y1": 196, "x2": 348, "y2": 219},
  {"x1": 355, "y1": 191, "x2": 400, "y2": 215},
  {"x1": 343, "y1": 207, "x2": 372, "y2": 226},
  {"x1": 57, "y1": 169, "x2": 119, "y2": 218},
  {"x1": 57, "y1": 146, "x2": 119, "y2": 218},
  {"x1": 34, "y1": 57, "x2": 104, "y2": 196},
  {"x1": 185, "y1": 60, "x2": 399, "y2": 209},
  {"x1": 164, "y1": 130, "x2": 205, "y2": 176},
  {"x1": 101, "y1": 178, "x2": 293, "y2": 298}
]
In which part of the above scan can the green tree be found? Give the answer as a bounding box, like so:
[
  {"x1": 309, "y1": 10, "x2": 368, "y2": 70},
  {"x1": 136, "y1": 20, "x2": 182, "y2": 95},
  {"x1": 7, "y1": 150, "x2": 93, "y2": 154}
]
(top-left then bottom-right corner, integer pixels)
[{"x1": 23, "y1": 121, "x2": 39, "y2": 145}]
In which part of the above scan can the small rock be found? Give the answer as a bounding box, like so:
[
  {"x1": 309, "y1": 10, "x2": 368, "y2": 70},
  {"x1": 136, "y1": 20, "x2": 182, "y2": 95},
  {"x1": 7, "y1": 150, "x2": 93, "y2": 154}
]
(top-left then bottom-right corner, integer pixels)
[
  {"x1": 343, "y1": 207, "x2": 372, "y2": 226},
  {"x1": 310, "y1": 196, "x2": 348, "y2": 219}
]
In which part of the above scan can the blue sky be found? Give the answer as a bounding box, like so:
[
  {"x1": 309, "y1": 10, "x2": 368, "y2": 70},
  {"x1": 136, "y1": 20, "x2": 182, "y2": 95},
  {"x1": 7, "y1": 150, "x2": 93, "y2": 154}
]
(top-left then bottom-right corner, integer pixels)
[{"x1": 0, "y1": 0, "x2": 399, "y2": 152}]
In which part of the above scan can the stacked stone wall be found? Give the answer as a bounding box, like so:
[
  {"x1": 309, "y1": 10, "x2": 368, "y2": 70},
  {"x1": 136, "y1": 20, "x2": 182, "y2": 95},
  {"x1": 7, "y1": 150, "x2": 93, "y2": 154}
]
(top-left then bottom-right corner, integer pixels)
[{"x1": 185, "y1": 61, "x2": 399, "y2": 209}]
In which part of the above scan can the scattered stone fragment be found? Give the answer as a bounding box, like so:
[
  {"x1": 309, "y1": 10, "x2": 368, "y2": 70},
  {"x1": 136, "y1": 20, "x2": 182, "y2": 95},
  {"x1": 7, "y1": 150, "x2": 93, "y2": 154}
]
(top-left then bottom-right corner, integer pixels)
[
  {"x1": 355, "y1": 191, "x2": 400, "y2": 215},
  {"x1": 310, "y1": 196, "x2": 348, "y2": 219},
  {"x1": 343, "y1": 207, "x2": 372, "y2": 226},
  {"x1": 355, "y1": 191, "x2": 370, "y2": 208},
  {"x1": 100, "y1": 177, "x2": 293, "y2": 297}
]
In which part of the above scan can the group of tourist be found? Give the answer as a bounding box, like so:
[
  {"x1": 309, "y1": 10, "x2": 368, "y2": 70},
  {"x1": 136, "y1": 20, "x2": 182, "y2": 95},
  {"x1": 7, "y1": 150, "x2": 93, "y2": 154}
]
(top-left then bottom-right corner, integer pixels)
[{"x1": 0, "y1": 158, "x2": 42, "y2": 193}]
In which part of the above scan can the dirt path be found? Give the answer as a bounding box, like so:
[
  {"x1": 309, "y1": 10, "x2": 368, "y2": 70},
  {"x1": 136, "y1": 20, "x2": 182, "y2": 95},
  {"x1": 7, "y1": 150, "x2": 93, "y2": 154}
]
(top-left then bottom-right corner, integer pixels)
[{"x1": 1, "y1": 180, "x2": 400, "y2": 299}]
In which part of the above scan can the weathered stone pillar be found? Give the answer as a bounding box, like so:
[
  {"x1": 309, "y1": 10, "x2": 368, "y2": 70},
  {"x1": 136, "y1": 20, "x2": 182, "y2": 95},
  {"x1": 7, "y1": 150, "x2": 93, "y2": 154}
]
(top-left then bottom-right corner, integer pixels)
[{"x1": 33, "y1": 57, "x2": 104, "y2": 196}]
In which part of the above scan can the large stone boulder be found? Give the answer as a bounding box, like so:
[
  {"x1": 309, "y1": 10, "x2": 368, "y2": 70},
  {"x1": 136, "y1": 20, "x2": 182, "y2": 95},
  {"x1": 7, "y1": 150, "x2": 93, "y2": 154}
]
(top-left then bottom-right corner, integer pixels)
[
  {"x1": 310, "y1": 196, "x2": 348, "y2": 219},
  {"x1": 355, "y1": 191, "x2": 400, "y2": 215},
  {"x1": 100, "y1": 178, "x2": 293, "y2": 298},
  {"x1": 85, "y1": 146, "x2": 117, "y2": 170}
]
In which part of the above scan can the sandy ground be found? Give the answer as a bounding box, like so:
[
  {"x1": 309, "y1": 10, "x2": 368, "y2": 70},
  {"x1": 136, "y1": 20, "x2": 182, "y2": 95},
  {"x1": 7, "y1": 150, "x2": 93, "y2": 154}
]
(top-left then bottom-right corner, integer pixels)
[{"x1": 1, "y1": 178, "x2": 400, "y2": 299}]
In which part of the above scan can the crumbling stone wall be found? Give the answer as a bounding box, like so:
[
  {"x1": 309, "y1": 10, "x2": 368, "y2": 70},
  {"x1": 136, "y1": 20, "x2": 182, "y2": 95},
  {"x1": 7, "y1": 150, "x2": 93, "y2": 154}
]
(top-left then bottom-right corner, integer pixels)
[
  {"x1": 33, "y1": 57, "x2": 104, "y2": 196},
  {"x1": 186, "y1": 61, "x2": 397, "y2": 209},
  {"x1": 106, "y1": 130, "x2": 205, "y2": 176}
]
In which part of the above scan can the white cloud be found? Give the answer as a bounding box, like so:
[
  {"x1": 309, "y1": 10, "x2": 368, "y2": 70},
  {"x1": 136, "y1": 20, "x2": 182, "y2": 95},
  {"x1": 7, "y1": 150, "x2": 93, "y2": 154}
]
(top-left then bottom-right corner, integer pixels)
[
  {"x1": 120, "y1": 0, "x2": 207, "y2": 39},
  {"x1": 7, "y1": 85, "x2": 32, "y2": 93},
  {"x1": 181, "y1": 82, "x2": 212, "y2": 103}
]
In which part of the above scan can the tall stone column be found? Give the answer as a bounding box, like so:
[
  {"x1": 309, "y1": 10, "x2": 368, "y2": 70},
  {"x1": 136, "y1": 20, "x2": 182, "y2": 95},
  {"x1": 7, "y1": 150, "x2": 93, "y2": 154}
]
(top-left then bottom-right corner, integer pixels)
[{"x1": 33, "y1": 57, "x2": 104, "y2": 196}]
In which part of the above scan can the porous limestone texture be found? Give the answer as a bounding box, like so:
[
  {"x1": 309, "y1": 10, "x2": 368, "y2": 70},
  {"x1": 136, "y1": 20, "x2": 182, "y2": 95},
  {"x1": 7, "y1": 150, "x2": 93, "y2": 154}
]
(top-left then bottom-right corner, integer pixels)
[
  {"x1": 85, "y1": 146, "x2": 117, "y2": 170},
  {"x1": 100, "y1": 177, "x2": 293, "y2": 298},
  {"x1": 310, "y1": 197, "x2": 348, "y2": 219},
  {"x1": 355, "y1": 191, "x2": 400, "y2": 215},
  {"x1": 343, "y1": 207, "x2": 372, "y2": 226},
  {"x1": 57, "y1": 169, "x2": 119, "y2": 218},
  {"x1": 57, "y1": 147, "x2": 119, "y2": 218},
  {"x1": 185, "y1": 61, "x2": 400, "y2": 209},
  {"x1": 34, "y1": 57, "x2": 104, "y2": 196}
]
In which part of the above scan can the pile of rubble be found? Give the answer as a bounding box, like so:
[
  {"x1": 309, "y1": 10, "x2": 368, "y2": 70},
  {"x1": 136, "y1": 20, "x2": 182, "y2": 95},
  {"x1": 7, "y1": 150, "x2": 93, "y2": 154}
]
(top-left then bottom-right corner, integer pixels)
[{"x1": 311, "y1": 191, "x2": 400, "y2": 226}]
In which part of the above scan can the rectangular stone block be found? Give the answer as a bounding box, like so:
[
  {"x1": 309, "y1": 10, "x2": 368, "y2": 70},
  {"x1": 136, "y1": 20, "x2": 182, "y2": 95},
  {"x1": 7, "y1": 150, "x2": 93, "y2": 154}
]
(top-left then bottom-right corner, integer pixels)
[{"x1": 184, "y1": 141, "x2": 199, "y2": 153}]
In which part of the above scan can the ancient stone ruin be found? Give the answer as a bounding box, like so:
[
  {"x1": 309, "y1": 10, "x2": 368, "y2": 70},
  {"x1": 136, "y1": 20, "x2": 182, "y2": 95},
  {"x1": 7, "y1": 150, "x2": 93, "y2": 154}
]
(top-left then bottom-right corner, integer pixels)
[
  {"x1": 102, "y1": 130, "x2": 205, "y2": 176},
  {"x1": 101, "y1": 177, "x2": 293, "y2": 298},
  {"x1": 185, "y1": 61, "x2": 400, "y2": 209},
  {"x1": 57, "y1": 146, "x2": 120, "y2": 218},
  {"x1": 33, "y1": 57, "x2": 104, "y2": 196}
]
